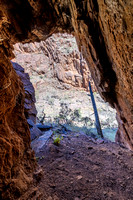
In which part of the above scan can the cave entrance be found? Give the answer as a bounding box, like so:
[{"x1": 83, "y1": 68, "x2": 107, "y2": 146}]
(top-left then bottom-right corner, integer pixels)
[{"x1": 12, "y1": 33, "x2": 118, "y2": 144}]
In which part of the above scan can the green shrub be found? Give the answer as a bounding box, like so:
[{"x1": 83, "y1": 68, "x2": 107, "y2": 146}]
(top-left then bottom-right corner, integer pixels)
[{"x1": 53, "y1": 135, "x2": 63, "y2": 146}]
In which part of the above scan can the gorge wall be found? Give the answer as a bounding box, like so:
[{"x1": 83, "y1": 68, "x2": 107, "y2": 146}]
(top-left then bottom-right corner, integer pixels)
[
  {"x1": 13, "y1": 33, "x2": 96, "y2": 91},
  {"x1": 0, "y1": 51, "x2": 35, "y2": 199},
  {"x1": 12, "y1": 61, "x2": 37, "y2": 124},
  {"x1": 0, "y1": 0, "x2": 132, "y2": 198}
]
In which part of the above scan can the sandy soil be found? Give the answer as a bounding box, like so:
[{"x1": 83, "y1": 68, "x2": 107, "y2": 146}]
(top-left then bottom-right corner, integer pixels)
[{"x1": 20, "y1": 133, "x2": 133, "y2": 200}]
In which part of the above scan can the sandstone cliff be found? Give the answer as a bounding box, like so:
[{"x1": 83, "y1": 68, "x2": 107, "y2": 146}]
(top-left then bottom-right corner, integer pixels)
[
  {"x1": 13, "y1": 33, "x2": 96, "y2": 91},
  {"x1": 0, "y1": 54, "x2": 35, "y2": 199}
]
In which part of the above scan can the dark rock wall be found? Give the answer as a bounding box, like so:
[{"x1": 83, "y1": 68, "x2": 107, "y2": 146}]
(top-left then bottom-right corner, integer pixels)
[
  {"x1": 0, "y1": 0, "x2": 132, "y2": 198},
  {"x1": 12, "y1": 62, "x2": 37, "y2": 123}
]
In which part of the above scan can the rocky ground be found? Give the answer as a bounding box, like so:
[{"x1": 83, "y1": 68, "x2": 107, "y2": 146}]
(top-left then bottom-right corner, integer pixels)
[{"x1": 20, "y1": 133, "x2": 133, "y2": 200}]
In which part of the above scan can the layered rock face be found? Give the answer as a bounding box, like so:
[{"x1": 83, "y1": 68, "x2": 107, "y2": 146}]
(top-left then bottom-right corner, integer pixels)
[
  {"x1": 12, "y1": 62, "x2": 37, "y2": 123},
  {"x1": 0, "y1": 48, "x2": 35, "y2": 199},
  {"x1": 13, "y1": 33, "x2": 96, "y2": 91},
  {"x1": 0, "y1": 0, "x2": 132, "y2": 198}
]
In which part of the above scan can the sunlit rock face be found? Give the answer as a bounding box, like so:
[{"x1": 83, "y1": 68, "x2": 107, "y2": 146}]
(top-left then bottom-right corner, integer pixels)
[
  {"x1": 13, "y1": 33, "x2": 96, "y2": 91},
  {"x1": 0, "y1": 0, "x2": 132, "y2": 198}
]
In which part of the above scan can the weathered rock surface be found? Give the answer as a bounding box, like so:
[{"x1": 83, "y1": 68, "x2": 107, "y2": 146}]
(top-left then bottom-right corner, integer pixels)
[
  {"x1": 0, "y1": 0, "x2": 132, "y2": 199},
  {"x1": 12, "y1": 62, "x2": 37, "y2": 123},
  {"x1": 0, "y1": 52, "x2": 35, "y2": 199},
  {"x1": 22, "y1": 133, "x2": 133, "y2": 200},
  {"x1": 13, "y1": 34, "x2": 96, "y2": 91}
]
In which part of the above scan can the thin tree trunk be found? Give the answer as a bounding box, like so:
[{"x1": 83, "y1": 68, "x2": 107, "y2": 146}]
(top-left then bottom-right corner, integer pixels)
[{"x1": 89, "y1": 81, "x2": 104, "y2": 138}]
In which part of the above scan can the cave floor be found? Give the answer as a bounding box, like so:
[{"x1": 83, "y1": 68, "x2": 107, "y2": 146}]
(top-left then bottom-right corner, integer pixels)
[{"x1": 20, "y1": 133, "x2": 133, "y2": 200}]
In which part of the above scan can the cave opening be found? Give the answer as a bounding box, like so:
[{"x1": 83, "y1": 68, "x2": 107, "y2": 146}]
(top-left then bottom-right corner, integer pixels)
[
  {"x1": 12, "y1": 33, "x2": 118, "y2": 148},
  {"x1": 1, "y1": 1, "x2": 133, "y2": 199}
]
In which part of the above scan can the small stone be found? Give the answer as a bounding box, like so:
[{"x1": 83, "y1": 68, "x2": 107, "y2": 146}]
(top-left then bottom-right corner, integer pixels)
[
  {"x1": 70, "y1": 151, "x2": 75, "y2": 155},
  {"x1": 97, "y1": 138, "x2": 104, "y2": 144},
  {"x1": 74, "y1": 198, "x2": 80, "y2": 200},
  {"x1": 100, "y1": 148, "x2": 107, "y2": 152},
  {"x1": 103, "y1": 191, "x2": 107, "y2": 195},
  {"x1": 47, "y1": 196, "x2": 52, "y2": 200},
  {"x1": 76, "y1": 175, "x2": 82, "y2": 180}
]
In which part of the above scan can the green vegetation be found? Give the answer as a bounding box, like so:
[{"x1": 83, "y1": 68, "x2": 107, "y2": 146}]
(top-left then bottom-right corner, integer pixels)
[
  {"x1": 74, "y1": 108, "x2": 81, "y2": 118},
  {"x1": 53, "y1": 135, "x2": 63, "y2": 146},
  {"x1": 35, "y1": 156, "x2": 45, "y2": 161}
]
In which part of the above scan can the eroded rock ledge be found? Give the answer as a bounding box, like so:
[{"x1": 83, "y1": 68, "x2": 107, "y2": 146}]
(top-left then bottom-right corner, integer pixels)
[
  {"x1": 0, "y1": 0, "x2": 132, "y2": 198},
  {"x1": 13, "y1": 33, "x2": 96, "y2": 91}
]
